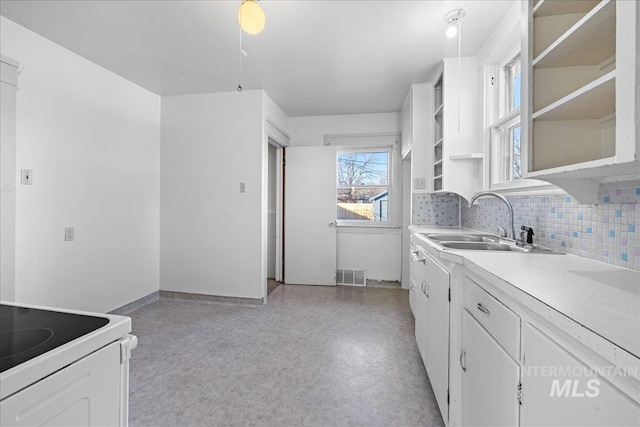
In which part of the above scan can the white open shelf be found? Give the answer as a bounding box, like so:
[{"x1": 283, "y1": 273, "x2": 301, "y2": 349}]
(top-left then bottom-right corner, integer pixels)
[
  {"x1": 533, "y1": 71, "x2": 615, "y2": 121},
  {"x1": 533, "y1": 0, "x2": 615, "y2": 68},
  {"x1": 533, "y1": 0, "x2": 601, "y2": 18},
  {"x1": 449, "y1": 153, "x2": 483, "y2": 160}
]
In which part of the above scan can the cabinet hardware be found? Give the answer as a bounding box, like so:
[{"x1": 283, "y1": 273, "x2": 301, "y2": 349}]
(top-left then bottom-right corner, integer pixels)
[
  {"x1": 477, "y1": 303, "x2": 490, "y2": 315},
  {"x1": 419, "y1": 257, "x2": 427, "y2": 264},
  {"x1": 517, "y1": 383, "x2": 523, "y2": 405},
  {"x1": 412, "y1": 250, "x2": 419, "y2": 256},
  {"x1": 423, "y1": 280, "x2": 430, "y2": 298},
  {"x1": 460, "y1": 349, "x2": 467, "y2": 372}
]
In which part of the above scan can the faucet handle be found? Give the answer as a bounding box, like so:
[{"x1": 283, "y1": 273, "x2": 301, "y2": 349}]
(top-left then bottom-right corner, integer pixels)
[
  {"x1": 496, "y1": 226, "x2": 507, "y2": 238},
  {"x1": 520, "y1": 226, "x2": 535, "y2": 244}
]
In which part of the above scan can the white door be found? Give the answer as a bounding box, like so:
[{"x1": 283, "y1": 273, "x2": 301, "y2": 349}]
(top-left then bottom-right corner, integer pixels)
[
  {"x1": 521, "y1": 323, "x2": 640, "y2": 427},
  {"x1": 284, "y1": 146, "x2": 337, "y2": 285},
  {"x1": 462, "y1": 309, "x2": 520, "y2": 427},
  {"x1": 424, "y1": 254, "x2": 450, "y2": 424}
]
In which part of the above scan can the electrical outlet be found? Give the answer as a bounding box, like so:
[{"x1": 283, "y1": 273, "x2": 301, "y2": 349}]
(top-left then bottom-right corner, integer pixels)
[
  {"x1": 414, "y1": 177, "x2": 426, "y2": 190},
  {"x1": 240, "y1": 182, "x2": 246, "y2": 193},
  {"x1": 21, "y1": 169, "x2": 32, "y2": 185},
  {"x1": 65, "y1": 227, "x2": 74, "y2": 242}
]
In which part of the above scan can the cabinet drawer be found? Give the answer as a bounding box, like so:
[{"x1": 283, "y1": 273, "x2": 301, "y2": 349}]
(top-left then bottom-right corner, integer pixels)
[{"x1": 463, "y1": 277, "x2": 520, "y2": 359}]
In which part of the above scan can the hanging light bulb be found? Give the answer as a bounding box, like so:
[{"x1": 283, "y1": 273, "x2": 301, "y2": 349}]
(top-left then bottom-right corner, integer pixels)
[
  {"x1": 238, "y1": 0, "x2": 265, "y2": 35},
  {"x1": 444, "y1": 9, "x2": 465, "y2": 38}
]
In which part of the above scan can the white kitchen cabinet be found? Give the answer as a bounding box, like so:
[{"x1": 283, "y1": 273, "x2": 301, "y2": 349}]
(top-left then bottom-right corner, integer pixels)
[
  {"x1": 521, "y1": 323, "x2": 640, "y2": 427},
  {"x1": 409, "y1": 236, "x2": 451, "y2": 424},
  {"x1": 429, "y1": 57, "x2": 482, "y2": 202},
  {"x1": 521, "y1": 0, "x2": 639, "y2": 203},
  {"x1": 423, "y1": 249, "x2": 450, "y2": 423},
  {"x1": 401, "y1": 83, "x2": 431, "y2": 193},
  {"x1": 461, "y1": 309, "x2": 520, "y2": 426}
]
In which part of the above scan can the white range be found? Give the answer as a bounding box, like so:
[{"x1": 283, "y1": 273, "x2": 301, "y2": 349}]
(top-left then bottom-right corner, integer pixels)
[{"x1": 0, "y1": 301, "x2": 137, "y2": 426}]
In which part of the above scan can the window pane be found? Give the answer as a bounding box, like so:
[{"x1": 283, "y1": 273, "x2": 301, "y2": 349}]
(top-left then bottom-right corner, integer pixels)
[
  {"x1": 337, "y1": 187, "x2": 388, "y2": 221},
  {"x1": 511, "y1": 126, "x2": 521, "y2": 180},
  {"x1": 507, "y1": 57, "x2": 521, "y2": 112},
  {"x1": 337, "y1": 152, "x2": 388, "y2": 186}
]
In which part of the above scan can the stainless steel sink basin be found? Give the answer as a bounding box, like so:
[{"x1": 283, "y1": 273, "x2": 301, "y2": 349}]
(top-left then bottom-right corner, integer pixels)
[
  {"x1": 439, "y1": 241, "x2": 564, "y2": 254},
  {"x1": 440, "y1": 241, "x2": 526, "y2": 251},
  {"x1": 422, "y1": 234, "x2": 498, "y2": 243},
  {"x1": 420, "y1": 232, "x2": 565, "y2": 254}
]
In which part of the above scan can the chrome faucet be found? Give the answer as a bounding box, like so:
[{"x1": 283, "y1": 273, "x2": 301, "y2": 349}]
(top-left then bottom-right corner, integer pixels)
[{"x1": 468, "y1": 191, "x2": 517, "y2": 242}]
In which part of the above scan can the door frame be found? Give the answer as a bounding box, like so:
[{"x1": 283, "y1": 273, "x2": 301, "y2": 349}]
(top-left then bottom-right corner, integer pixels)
[{"x1": 263, "y1": 119, "x2": 289, "y2": 302}]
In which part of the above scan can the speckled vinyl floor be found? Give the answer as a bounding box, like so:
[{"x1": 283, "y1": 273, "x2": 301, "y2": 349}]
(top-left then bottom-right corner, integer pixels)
[{"x1": 128, "y1": 285, "x2": 444, "y2": 427}]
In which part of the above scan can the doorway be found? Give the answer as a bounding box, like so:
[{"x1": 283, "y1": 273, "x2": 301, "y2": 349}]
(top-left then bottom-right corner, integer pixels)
[
  {"x1": 262, "y1": 121, "x2": 289, "y2": 304},
  {"x1": 266, "y1": 134, "x2": 285, "y2": 300}
]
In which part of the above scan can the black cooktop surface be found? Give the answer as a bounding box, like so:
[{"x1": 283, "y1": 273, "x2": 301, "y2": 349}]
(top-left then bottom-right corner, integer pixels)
[{"x1": 0, "y1": 304, "x2": 109, "y2": 373}]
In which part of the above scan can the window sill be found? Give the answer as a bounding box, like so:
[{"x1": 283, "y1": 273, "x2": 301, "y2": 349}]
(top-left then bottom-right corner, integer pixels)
[{"x1": 336, "y1": 222, "x2": 401, "y2": 231}]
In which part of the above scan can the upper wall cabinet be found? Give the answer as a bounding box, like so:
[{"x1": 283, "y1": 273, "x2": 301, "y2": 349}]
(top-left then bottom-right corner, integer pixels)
[
  {"x1": 430, "y1": 57, "x2": 482, "y2": 202},
  {"x1": 402, "y1": 83, "x2": 432, "y2": 193},
  {"x1": 521, "y1": 0, "x2": 639, "y2": 204}
]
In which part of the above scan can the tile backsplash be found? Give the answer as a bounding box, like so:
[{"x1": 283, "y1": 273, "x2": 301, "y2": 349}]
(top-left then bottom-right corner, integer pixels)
[
  {"x1": 413, "y1": 180, "x2": 640, "y2": 271},
  {"x1": 412, "y1": 193, "x2": 459, "y2": 227}
]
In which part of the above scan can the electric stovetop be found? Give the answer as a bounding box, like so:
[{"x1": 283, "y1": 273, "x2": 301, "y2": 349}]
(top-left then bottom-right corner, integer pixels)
[{"x1": 0, "y1": 304, "x2": 110, "y2": 373}]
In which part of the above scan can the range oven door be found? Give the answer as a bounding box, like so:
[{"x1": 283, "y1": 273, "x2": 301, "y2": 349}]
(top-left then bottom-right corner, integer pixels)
[{"x1": 1, "y1": 336, "x2": 135, "y2": 427}]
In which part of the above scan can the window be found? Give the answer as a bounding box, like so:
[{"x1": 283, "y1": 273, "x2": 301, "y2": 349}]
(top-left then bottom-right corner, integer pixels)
[
  {"x1": 337, "y1": 149, "x2": 390, "y2": 222},
  {"x1": 490, "y1": 53, "x2": 522, "y2": 186}
]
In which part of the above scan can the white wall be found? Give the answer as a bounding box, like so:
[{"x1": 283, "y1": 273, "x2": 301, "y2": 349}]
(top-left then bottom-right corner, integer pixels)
[
  {"x1": 289, "y1": 112, "x2": 403, "y2": 281},
  {"x1": 160, "y1": 90, "x2": 265, "y2": 299},
  {"x1": 289, "y1": 113, "x2": 400, "y2": 146},
  {"x1": 0, "y1": 17, "x2": 161, "y2": 312}
]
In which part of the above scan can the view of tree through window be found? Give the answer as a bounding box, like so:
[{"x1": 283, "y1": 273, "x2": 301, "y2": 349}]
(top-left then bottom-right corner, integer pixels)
[{"x1": 337, "y1": 151, "x2": 389, "y2": 222}]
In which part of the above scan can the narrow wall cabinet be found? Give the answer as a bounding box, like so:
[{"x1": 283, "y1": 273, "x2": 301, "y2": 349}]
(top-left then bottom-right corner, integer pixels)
[
  {"x1": 402, "y1": 83, "x2": 432, "y2": 193},
  {"x1": 522, "y1": 0, "x2": 639, "y2": 203},
  {"x1": 430, "y1": 57, "x2": 482, "y2": 202}
]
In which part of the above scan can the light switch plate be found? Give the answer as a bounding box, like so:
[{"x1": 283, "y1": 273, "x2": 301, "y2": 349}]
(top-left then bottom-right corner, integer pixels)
[
  {"x1": 21, "y1": 169, "x2": 32, "y2": 185},
  {"x1": 65, "y1": 227, "x2": 74, "y2": 242},
  {"x1": 414, "y1": 177, "x2": 426, "y2": 190}
]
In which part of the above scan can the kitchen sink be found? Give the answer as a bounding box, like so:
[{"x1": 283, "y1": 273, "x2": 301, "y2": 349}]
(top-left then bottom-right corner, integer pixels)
[
  {"x1": 422, "y1": 233, "x2": 565, "y2": 254},
  {"x1": 439, "y1": 241, "x2": 526, "y2": 251},
  {"x1": 422, "y1": 234, "x2": 498, "y2": 243},
  {"x1": 438, "y1": 241, "x2": 564, "y2": 254}
]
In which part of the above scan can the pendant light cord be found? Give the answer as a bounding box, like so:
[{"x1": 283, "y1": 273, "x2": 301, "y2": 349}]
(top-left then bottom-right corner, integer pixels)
[
  {"x1": 237, "y1": 26, "x2": 243, "y2": 92},
  {"x1": 457, "y1": 19, "x2": 461, "y2": 133}
]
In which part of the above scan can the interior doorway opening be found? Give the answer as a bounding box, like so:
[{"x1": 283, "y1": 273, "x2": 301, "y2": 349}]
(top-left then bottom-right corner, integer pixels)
[{"x1": 266, "y1": 135, "x2": 285, "y2": 300}]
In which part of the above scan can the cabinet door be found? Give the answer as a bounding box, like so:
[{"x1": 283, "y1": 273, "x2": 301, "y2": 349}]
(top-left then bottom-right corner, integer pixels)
[
  {"x1": 424, "y1": 254, "x2": 450, "y2": 423},
  {"x1": 401, "y1": 91, "x2": 411, "y2": 157},
  {"x1": 521, "y1": 323, "x2": 640, "y2": 427},
  {"x1": 415, "y1": 277, "x2": 428, "y2": 365},
  {"x1": 462, "y1": 309, "x2": 520, "y2": 427}
]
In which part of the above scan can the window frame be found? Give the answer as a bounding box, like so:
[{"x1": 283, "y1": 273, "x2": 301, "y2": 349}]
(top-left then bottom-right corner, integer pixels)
[
  {"x1": 336, "y1": 146, "x2": 393, "y2": 226},
  {"x1": 484, "y1": 40, "x2": 557, "y2": 194}
]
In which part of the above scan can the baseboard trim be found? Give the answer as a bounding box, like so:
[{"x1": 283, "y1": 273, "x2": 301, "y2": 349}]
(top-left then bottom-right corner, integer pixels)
[
  {"x1": 366, "y1": 280, "x2": 402, "y2": 289},
  {"x1": 109, "y1": 291, "x2": 159, "y2": 315},
  {"x1": 159, "y1": 290, "x2": 263, "y2": 307}
]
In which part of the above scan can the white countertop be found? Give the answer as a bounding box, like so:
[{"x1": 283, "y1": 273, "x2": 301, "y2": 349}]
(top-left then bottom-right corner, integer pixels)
[{"x1": 410, "y1": 226, "x2": 640, "y2": 371}]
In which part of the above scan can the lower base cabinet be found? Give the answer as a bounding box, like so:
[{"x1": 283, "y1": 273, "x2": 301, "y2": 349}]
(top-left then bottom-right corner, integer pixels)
[
  {"x1": 521, "y1": 323, "x2": 640, "y2": 427},
  {"x1": 461, "y1": 309, "x2": 520, "y2": 426}
]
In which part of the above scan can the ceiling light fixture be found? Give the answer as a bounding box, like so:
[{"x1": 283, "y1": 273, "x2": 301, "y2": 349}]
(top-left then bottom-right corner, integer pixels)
[
  {"x1": 444, "y1": 9, "x2": 465, "y2": 39},
  {"x1": 444, "y1": 8, "x2": 466, "y2": 133},
  {"x1": 238, "y1": 0, "x2": 265, "y2": 35}
]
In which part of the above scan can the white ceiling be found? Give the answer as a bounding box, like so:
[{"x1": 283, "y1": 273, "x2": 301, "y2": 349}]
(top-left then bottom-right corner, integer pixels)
[{"x1": 0, "y1": 0, "x2": 515, "y2": 117}]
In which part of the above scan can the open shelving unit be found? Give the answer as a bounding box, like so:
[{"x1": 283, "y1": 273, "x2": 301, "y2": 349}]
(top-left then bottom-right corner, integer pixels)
[
  {"x1": 528, "y1": 0, "x2": 617, "y2": 173},
  {"x1": 427, "y1": 57, "x2": 480, "y2": 201}
]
